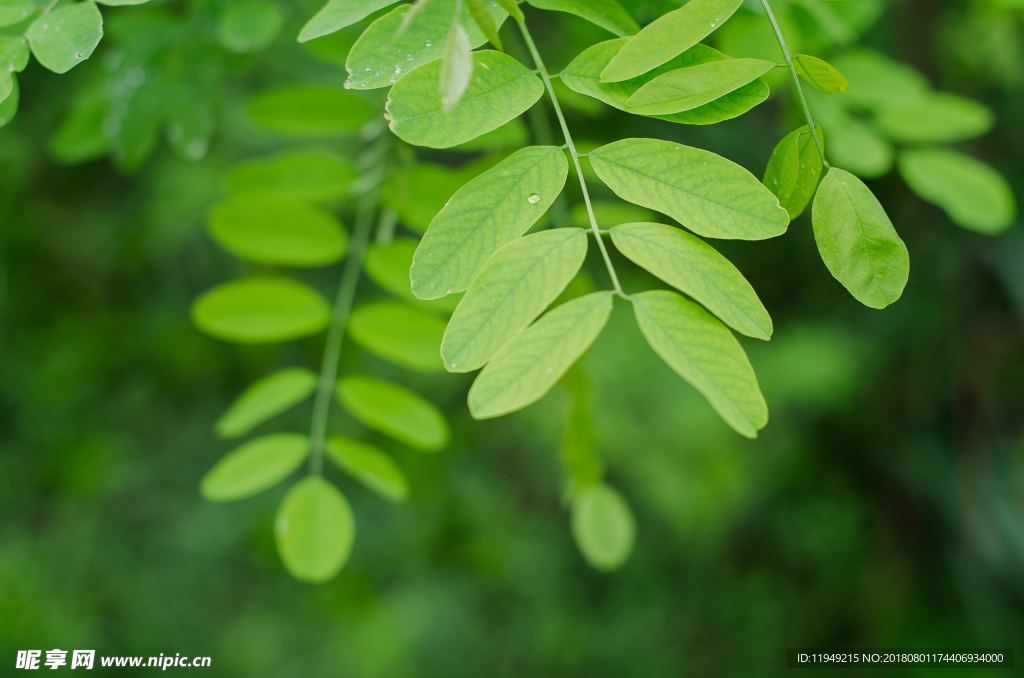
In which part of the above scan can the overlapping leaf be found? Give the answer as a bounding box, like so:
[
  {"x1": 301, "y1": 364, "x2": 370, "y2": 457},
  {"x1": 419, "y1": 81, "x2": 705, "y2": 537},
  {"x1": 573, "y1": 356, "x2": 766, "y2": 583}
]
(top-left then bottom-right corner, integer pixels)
[
  {"x1": 326, "y1": 436, "x2": 409, "y2": 503},
  {"x1": 626, "y1": 58, "x2": 774, "y2": 115},
  {"x1": 25, "y1": 1, "x2": 103, "y2": 74},
  {"x1": 468, "y1": 292, "x2": 613, "y2": 419},
  {"x1": 299, "y1": 0, "x2": 401, "y2": 43},
  {"x1": 441, "y1": 228, "x2": 588, "y2": 373},
  {"x1": 763, "y1": 125, "x2": 824, "y2": 219},
  {"x1": 410, "y1": 146, "x2": 568, "y2": 299},
  {"x1": 348, "y1": 301, "x2": 446, "y2": 372},
  {"x1": 525, "y1": 0, "x2": 638, "y2": 37}
]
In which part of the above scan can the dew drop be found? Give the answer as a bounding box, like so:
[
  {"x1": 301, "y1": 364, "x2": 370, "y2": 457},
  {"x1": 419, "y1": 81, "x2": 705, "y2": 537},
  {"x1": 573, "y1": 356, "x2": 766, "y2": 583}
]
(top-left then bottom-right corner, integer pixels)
[
  {"x1": 394, "y1": 65, "x2": 403, "y2": 75},
  {"x1": 527, "y1": 193, "x2": 541, "y2": 205},
  {"x1": 343, "y1": 79, "x2": 354, "y2": 89},
  {"x1": 425, "y1": 40, "x2": 433, "y2": 47},
  {"x1": 405, "y1": 53, "x2": 414, "y2": 62}
]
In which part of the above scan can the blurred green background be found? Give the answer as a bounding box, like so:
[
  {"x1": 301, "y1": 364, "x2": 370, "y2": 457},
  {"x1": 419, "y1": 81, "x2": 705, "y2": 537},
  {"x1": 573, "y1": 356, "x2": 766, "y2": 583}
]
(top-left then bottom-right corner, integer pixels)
[{"x1": 2, "y1": 0, "x2": 1022, "y2": 675}]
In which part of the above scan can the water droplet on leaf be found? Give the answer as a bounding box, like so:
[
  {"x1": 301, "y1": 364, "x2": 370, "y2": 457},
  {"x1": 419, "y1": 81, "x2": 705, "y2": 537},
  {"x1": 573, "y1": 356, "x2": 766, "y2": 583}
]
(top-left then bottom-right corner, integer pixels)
[{"x1": 527, "y1": 193, "x2": 541, "y2": 205}]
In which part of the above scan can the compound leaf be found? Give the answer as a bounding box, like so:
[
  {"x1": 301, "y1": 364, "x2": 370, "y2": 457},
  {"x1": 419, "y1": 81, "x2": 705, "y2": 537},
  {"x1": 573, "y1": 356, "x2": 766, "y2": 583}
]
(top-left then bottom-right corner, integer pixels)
[
  {"x1": 275, "y1": 477, "x2": 355, "y2": 582},
  {"x1": 299, "y1": 0, "x2": 401, "y2": 43},
  {"x1": 411, "y1": 145, "x2": 569, "y2": 300},
  {"x1": 192, "y1": 277, "x2": 331, "y2": 344},
  {"x1": 387, "y1": 49, "x2": 543, "y2": 148},
  {"x1": 208, "y1": 196, "x2": 348, "y2": 267},
  {"x1": 326, "y1": 436, "x2": 409, "y2": 503},
  {"x1": 525, "y1": 0, "x2": 638, "y2": 37},
  {"x1": 601, "y1": 0, "x2": 742, "y2": 82},
  {"x1": 336, "y1": 376, "x2": 449, "y2": 452},
  {"x1": 763, "y1": 125, "x2": 824, "y2": 219},
  {"x1": 571, "y1": 483, "x2": 635, "y2": 571},
  {"x1": 562, "y1": 39, "x2": 768, "y2": 125},
  {"x1": 899, "y1": 148, "x2": 1015, "y2": 235},
  {"x1": 348, "y1": 301, "x2": 446, "y2": 372},
  {"x1": 26, "y1": 1, "x2": 103, "y2": 74},
  {"x1": 626, "y1": 57, "x2": 775, "y2": 115},
  {"x1": 215, "y1": 368, "x2": 319, "y2": 439},
  {"x1": 811, "y1": 168, "x2": 909, "y2": 309},
  {"x1": 441, "y1": 228, "x2": 588, "y2": 373},
  {"x1": 201, "y1": 433, "x2": 309, "y2": 502},
  {"x1": 632, "y1": 290, "x2": 768, "y2": 438},
  {"x1": 610, "y1": 222, "x2": 772, "y2": 340},
  {"x1": 469, "y1": 292, "x2": 613, "y2": 419},
  {"x1": 589, "y1": 138, "x2": 789, "y2": 240}
]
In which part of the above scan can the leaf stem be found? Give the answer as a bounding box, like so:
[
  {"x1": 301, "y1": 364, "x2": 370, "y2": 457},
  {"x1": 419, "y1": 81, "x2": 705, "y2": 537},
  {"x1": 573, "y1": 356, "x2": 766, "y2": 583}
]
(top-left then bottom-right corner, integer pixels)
[
  {"x1": 308, "y1": 188, "x2": 378, "y2": 475},
  {"x1": 760, "y1": 0, "x2": 830, "y2": 169},
  {"x1": 517, "y1": 19, "x2": 628, "y2": 300}
]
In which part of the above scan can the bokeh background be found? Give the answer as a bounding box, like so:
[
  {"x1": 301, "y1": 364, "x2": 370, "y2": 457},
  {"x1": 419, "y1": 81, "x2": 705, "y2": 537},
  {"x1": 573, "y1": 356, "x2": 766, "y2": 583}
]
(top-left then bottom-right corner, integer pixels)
[{"x1": 2, "y1": 0, "x2": 1022, "y2": 675}]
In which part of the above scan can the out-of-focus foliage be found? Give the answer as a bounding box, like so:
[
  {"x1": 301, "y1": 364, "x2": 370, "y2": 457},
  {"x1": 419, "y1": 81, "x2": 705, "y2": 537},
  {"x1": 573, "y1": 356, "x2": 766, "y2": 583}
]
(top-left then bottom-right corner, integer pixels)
[{"x1": 2, "y1": 0, "x2": 1022, "y2": 674}]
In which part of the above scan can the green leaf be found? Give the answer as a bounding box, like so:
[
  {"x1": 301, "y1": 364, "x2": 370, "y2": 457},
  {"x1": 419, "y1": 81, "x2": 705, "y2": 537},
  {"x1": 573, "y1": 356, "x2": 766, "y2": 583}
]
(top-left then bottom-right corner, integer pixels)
[
  {"x1": 275, "y1": 477, "x2": 355, "y2": 583},
  {"x1": 0, "y1": 75, "x2": 18, "y2": 127},
  {"x1": 441, "y1": 228, "x2": 588, "y2": 373},
  {"x1": 225, "y1": 150, "x2": 357, "y2": 203},
  {"x1": 0, "y1": 3, "x2": 35, "y2": 28},
  {"x1": 25, "y1": 1, "x2": 103, "y2": 74},
  {"x1": 200, "y1": 433, "x2": 309, "y2": 502},
  {"x1": 610, "y1": 222, "x2": 772, "y2": 340},
  {"x1": 466, "y1": 0, "x2": 502, "y2": 49},
  {"x1": 562, "y1": 39, "x2": 768, "y2": 126},
  {"x1": 495, "y1": 0, "x2": 523, "y2": 22},
  {"x1": 247, "y1": 85, "x2": 374, "y2": 136},
  {"x1": 192, "y1": 277, "x2": 331, "y2": 344},
  {"x1": 337, "y1": 376, "x2": 449, "y2": 451},
  {"x1": 381, "y1": 162, "x2": 470, "y2": 233},
  {"x1": 345, "y1": 0, "x2": 503, "y2": 90},
  {"x1": 410, "y1": 146, "x2": 568, "y2": 300},
  {"x1": 207, "y1": 196, "x2": 348, "y2": 267},
  {"x1": 793, "y1": 54, "x2": 848, "y2": 94},
  {"x1": 0, "y1": 36, "x2": 29, "y2": 73},
  {"x1": 298, "y1": 0, "x2": 400, "y2": 43},
  {"x1": 217, "y1": 0, "x2": 282, "y2": 54},
  {"x1": 899, "y1": 149, "x2": 1016, "y2": 235},
  {"x1": 348, "y1": 301, "x2": 446, "y2": 372},
  {"x1": 872, "y1": 93, "x2": 993, "y2": 144},
  {"x1": 526, "y1": 0, "x2": 638, "y2": 37},
  {"x1": 365, "y1": 238, "x2": 461, "y2": 314},
  {"x1": 325, "y1": 436, "x2": 409, "y2": 503},
  {"x1": 387, "y1": 49, "x2": 543, "y2": 149},
  {"x1": 632, "y1": 290, "x2": 768, "y2": 437},
  {"x1": 468, "y1": 292, "x2": 613, "y2": 419},
  {"x1": 571, "y1": 483, "x2": 635, "y2": 571},
  {"x1": 626, "y1": 57, "x2": 775, "y2": 115},
  {"x1": 811, "y1": 168, "x2": 909, "y2": 309},
  {"x1": 763, "y1": 125, "x2": 824, "y2": 219},
  {"x1": 600, "y1": 0, "x2": 742, "y2": 82},
  {"x1": 439, "y1": 22, "x2": 473, "y2": 110},
  {"x1": 215, "y1": 368, "x2": 319, "y2": 439},
  {"x1": 589, "y1": 138, "x2": 789, "y2": 240},
  {"x1": 832, "y1": 49, "x2": 929, "y2": 109},
  {"x1": 0, "y1": 71, "x2": 11, "y2": 105}
]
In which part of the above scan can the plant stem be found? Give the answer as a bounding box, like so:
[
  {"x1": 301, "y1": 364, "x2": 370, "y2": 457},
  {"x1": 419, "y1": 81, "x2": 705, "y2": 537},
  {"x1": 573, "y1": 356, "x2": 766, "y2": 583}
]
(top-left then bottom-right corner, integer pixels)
[
  {"x1": 308, "y1": 190, "x2": 377, "y2": 475},
  {"x1": 517, "y1": 19, "x2": 628, "y2": 299},
  {"x1": 760, "y1": 0, "x2": 830, "y2": 169}
]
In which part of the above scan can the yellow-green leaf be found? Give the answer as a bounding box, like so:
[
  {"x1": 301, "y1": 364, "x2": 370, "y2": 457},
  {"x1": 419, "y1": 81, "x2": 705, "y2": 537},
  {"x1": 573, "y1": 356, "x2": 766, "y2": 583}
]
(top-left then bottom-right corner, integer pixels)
[
  {"x1": 601, "y1": 0, "x2": 742, "y2": 82},
  {"x1": 25, "y1": 1, "x2": 103, "y2": 74},
  {"x1": 589, "y1": 138, "x2": 789, "y2": 240},
  {"x1": 626, "y1": 57, "x2": 775, "y2": 115},
  {"x1": 215, "y1": 368, "x2": 318, "y2": 439},
  {"x1": 793, "y1": 54, "x2": 848, "y2": 94},
  {"x1": 364, "y1": 238, "x2": 461, "y2": 314},
  {"x1": 387, "y1": 50, "x2": 543, "y2": 149},
  {"x1": 526, "y1": 0, "x2": 638, "y2": 37},
  {"x1": 811, "y1": 168, "x2": 909, "y2": 309},
  {"x1": 326, "y1": 436, "x2": 409, "y2": 502},
  {"x1": 225, "y1": 150, "x2": 357, "y2": 203},
  {"x1": 571, "y1": 483, "x2": 635, "y2": 571},
  {"x1": 763, "y1": 125, "x2": 824, "y2": 220},
  {"x1": 410, "y1": 146, "x2": 568, "y2": 300},
  {"x1": 275, "y1": 477, "x2": 355, "y2": 582},
  {"x1": 610, "y1": 222, "x2": 772, "y2": 340},
  {"x1": 899, "y1": 149, "x2": 1015, "y2": 235},
  {"x1": 632, "y1": 290, "x2": 768, "y2": 438},
  {"x1": 872, "y1": 93, "x2": 993, "y2": 145},
  {"x1": 247, "y1": 84, "x2": 374, "y2": 136},
  {"x1": 468, "y1": 292, "x2": 612, "y2": 419},
  {"x1": 207, "y1": 197, "x2": 348, "y2": 267},
  {"x1": 441, "y1": 228, "x2": 588, "y2": 373},
  {"x1": 348, "y1": 301, "x2": 446, "y2": 372},
  {"x1": 192, "y1": 277, "x2": 331, "y2": 344},
  {"x1": 201, "y1": 433, "x2": 309, "y2": 502},
  {"x1": 336, "y1": 376, "x2": 449, "y2": 451},
  {"x1": 299, "y1": 0, "x2": 401, "y2": 43}
]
